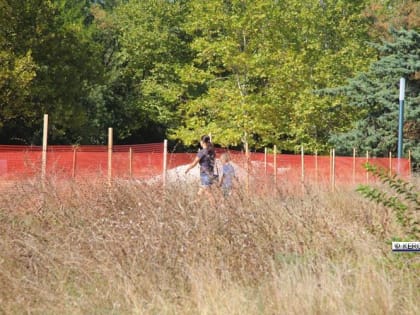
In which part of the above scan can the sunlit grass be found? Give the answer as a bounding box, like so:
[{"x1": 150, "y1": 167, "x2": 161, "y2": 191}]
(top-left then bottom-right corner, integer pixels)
[{"x1": 0, "y1": 176, "x2": 418, "y2": 314}]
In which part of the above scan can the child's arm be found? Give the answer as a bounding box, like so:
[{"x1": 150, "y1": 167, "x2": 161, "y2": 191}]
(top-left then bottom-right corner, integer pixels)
[
  {"x1": 218, "y1": 172, "x2": 224, "y2": 186},
  {"x1": 232, "y1": 169, "x2": 238, "y2": 185}
]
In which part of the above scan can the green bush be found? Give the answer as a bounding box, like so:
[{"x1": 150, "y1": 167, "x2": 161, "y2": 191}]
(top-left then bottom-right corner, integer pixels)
[{"x1": 357, "y1": 163, "x2": 419, "y2": 239}]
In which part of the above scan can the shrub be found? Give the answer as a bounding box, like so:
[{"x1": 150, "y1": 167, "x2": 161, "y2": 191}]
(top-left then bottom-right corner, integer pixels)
[{"x1": 357, "y1": 163, "x2": 419, "y2": 239}]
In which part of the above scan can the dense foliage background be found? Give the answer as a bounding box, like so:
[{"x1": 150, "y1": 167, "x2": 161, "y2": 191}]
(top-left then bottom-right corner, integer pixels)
[{"x1": 0, "y1": 0, "x2": 419, "y2": 163}]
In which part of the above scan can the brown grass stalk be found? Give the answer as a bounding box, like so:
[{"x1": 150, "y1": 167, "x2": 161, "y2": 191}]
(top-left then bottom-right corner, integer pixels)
[{"x1": 0, "y1": 176, "x2": 418, "y2": 314}]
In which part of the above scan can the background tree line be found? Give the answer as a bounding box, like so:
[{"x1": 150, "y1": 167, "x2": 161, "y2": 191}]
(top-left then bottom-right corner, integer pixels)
[{"x1": 0, "y1": 0, "x2": 419, "y2": 166}]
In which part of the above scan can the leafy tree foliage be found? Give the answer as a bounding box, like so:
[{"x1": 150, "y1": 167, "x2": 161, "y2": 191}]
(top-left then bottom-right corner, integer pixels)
[
  {"x1": 171, "y1": 0, "x2": 374, "y2": 151},
  {"x1": 364, "y1": 0, "x2": 420, "y2": 38},
  {"x1": 357, "y1": 163, "x2": 419, "y2": 239},
  {"x1": 0, "y1": 0, "x2": 417, "y2": 157},
  {"x1": 280, "y1": 0, "x2": 375, "y2": 152},
  {"x1": 172, "y1": 0, "x2": 281, "y2": 147},
  {"x1": 0, "y1": 0, "x2": 103, "y2": 144},
  {"x1": 0, "y1": 46, "x2": 36, "y2": 142},
  {"x1": 85, "y1": 0, "x2": 192, "y2": 143}
]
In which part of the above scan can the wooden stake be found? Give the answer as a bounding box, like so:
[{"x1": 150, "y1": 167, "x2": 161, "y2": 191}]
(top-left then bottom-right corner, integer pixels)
[
  {"x1": 273, "y1": 145, "x2": 277, "y2": 186},
  {"x1": 163, "y1": 140, "x2": 168, "y2": 187},
  {"x1": 300, "y1": 146, "x2": 305, "y2": 193},
  {"x1": 129, "y1": 147, "x2": 133, "y2": 178},
  {"x1": 366, "y1": 150, "x2": 369, "y2": 184},
  {"x1": 72, "y1": 146, "x2": 77, "y2": 179},
  {"x1": 389, "y1": 151, "x2": 392, "y2": 177},
  {"x1": 315, "y1": 150, "x2": 318, "y2": 184},
  {"x1": 264, "y1": 147, "x2": 267, "y2": 175},
  {"x1": 108, "y1": 128, "x2": 113, "y2": 186},
  {"x1": 408, "y1": 149, "x2": 412, "y2": 178},
  {"x1": 301, "y1": 145, "x2": 304, "y2": 184},
  {"x1": 245, "y1": 142, "x2": 249, "y2": 194},
  {"x1": 352, "y1": 148, "x2": 356, "y2": 185},
  {"x1": 331, "y1": 148, "x2": 335, "y2": 191},
  {"x1": 329, "y1": 149, "x2": 332, "y2": 186},
  {"x1": 41, "y1": 114, "x2": 48, "y2": 184}
]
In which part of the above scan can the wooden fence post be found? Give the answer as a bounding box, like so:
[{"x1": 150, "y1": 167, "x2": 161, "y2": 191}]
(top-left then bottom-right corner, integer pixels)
[
  {"x1": 163, "y1": 139, "x2": 167, "y2": 187},
  {"x1": 315, "y1": 150, "x2": 318, "y2": 184},
  {"x1": 245, "y1": 142, "x2": 249, "y2": 194},
  {"x1": 129, "y1": 147, "x2": 133, "y2": 178},
  {"x1": 366, "y1": 150, "x2": 369, "y2": 184},
  {"x1": 41, "y1": 114, "x2": 48, "y2": 185},
  {"x1": 301, "y1": 145, "x2": 304, "y2": 185},
  {"x1": 273, "y1": 145, "x2": 277, "y2": 186},
  {"x1": 108, "y1": 127, "x2": 113, "y2": 186},
  {"x1": 352, "y1": 148, "x2": 356, "y2": 185},
  {"x1": 264, "y1": 147, "x2": 267, "y2": 175},
  {"x1": 408, "y1": 150, "x2": 412, "y2": 178},
  {"x1": 329, "y1": 149, "x2": 332, "y2": 188},
  {"x1": 72, "y1": 146, "x2": 77, "y2": 179},
  {"x1": 331, "y1": 148, "x2": 335, "y2": 191},
  {"x1": 389, "y1": 151, "x2": 392, "y2": 176}
]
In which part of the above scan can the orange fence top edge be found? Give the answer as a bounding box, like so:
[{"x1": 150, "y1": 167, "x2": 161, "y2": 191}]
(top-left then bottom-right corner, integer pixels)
[
  {"x1": 0, "y1": 144, "x2": 413, "y2": 160},
  {"x1": 0, "y1": 143, "x2": 164, "y2": 153}
]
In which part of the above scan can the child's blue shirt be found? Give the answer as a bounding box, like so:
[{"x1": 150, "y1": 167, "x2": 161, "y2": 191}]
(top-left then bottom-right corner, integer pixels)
[{"x1": 222, "y1": 163, "x2": 235, "y2": 188}]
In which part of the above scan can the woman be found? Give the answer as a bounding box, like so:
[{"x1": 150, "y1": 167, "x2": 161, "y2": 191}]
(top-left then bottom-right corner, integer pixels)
[{"x1": 185, "y1": 135, "x2": 217, "y2": 195}]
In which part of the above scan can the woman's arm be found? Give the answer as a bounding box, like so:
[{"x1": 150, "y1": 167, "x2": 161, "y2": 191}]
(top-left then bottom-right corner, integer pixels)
[{"x1": 185, "y1": 156, "x2": 200, "y2": 174}]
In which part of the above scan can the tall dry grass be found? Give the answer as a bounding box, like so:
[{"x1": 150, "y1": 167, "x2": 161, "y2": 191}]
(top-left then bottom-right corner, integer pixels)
[{"x1": 0, "y1": 176, "x2": 418, "y2": 314}]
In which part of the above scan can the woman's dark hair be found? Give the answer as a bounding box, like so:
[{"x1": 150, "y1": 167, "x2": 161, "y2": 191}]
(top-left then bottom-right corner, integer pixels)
[
  {"x1": 201, "y1": 135, "x2": 215, "y2": 155},
  {"x1": 201, "y1": 135, "x2": 211, "y2": 143}
]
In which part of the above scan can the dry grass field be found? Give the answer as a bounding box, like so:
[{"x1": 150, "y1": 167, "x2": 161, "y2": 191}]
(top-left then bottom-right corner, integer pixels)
[{"x1": 0, "y1": 176, "x2": 418, "y2": 314}]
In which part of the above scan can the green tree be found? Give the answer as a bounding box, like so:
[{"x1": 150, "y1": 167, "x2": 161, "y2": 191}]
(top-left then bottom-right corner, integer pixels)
[
  {"x1": 364, "y1": 0, "x2": 420, "y2": 38},
  {"x1": 0, "y1": 49, "x2": 37, "y2": 142},
  {"x1": 172, "y1": 0, "x2": 288, "y2": 148},
  {"x1": 0, "y1": 2, "x2": 37, "y2": 139},
  {"x1": 326, "y1": 29, "x2": 420, "y2": 167},
  {"x1": 287, "y1": 0, "x2": 375, "y2": 152},
  {"x1": 85, "y1": 0, "x2": 192, "y2": 143},
  {"x1": 0, "y1": 0, "x2": 103, "y2": 144},
  {"x1": 171, "y1": 0, "x2": 374, "y2": 151}
]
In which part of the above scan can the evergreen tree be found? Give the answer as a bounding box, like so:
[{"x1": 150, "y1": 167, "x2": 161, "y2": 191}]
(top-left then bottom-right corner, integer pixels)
[{"x1": 326, "y1": 29, "x2": 420, "y2": 168}]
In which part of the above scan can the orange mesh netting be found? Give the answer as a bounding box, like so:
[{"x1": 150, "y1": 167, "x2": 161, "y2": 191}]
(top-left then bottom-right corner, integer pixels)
[{"x1": 0, "y1": 144, "x2": 411, "y2": 189}]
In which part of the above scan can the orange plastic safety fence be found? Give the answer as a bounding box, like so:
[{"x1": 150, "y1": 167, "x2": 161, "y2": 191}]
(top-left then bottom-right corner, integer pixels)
[
  {"x1": 0, "y1": 145, "x2": 411, "y2": 189},
  {"x1": 0, "y1": 144, "x2": 164, "y2": 180}
]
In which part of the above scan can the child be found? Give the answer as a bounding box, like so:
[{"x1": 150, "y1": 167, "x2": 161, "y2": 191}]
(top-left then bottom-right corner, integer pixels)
[{"x1": 218, "y1": 153, "x2": 236, "y2": 198}]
